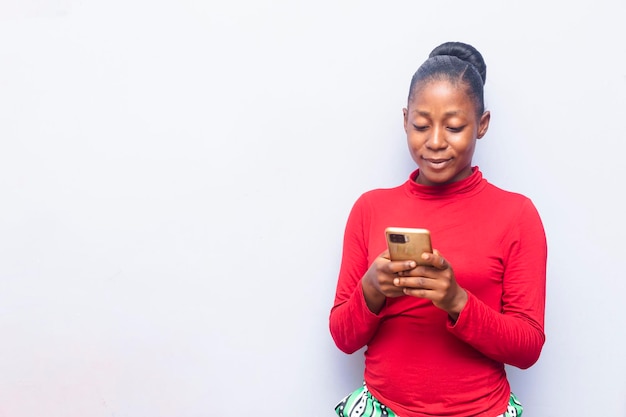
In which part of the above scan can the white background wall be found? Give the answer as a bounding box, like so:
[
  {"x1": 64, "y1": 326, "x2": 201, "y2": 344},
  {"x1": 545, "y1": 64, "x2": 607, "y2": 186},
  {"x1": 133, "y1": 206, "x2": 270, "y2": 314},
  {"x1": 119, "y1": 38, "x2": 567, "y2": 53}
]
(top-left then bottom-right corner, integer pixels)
[{"x1": 0, "y1": 1, "x2": 625, "y2": 416}]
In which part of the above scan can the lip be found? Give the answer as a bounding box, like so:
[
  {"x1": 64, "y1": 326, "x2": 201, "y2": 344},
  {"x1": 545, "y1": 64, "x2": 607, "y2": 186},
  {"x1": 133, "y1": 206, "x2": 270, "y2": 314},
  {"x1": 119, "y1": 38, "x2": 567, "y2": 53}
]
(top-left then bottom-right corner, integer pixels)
[{"x1": 422, "y1": 157, "x2": 452, "y2": 169}]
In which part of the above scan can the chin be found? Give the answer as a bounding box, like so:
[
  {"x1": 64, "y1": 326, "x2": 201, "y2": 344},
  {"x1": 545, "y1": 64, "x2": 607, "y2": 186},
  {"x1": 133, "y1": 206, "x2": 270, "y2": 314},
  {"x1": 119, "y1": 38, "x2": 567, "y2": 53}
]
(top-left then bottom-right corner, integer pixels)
[{"x1": 417, "y1": 170, "x2": 451, "y2": 186}]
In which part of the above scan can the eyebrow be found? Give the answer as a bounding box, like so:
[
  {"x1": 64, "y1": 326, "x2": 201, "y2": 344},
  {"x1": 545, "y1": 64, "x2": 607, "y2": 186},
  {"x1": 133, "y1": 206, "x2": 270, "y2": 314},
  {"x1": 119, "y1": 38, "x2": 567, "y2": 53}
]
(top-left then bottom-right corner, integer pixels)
[{"x1": 412, "y1": 110, "x2": 462, "y2": 117}]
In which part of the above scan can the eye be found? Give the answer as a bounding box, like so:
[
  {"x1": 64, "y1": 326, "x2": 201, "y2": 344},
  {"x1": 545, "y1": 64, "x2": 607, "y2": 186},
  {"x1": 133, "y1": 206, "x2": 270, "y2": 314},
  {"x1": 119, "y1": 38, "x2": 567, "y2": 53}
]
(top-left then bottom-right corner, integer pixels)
[
  {"x1": 447, "y1": 125, "x2": 466, "y2": 133},
  {"x1": 413, "y1": 124, "x2": 429, "y2": 132}
]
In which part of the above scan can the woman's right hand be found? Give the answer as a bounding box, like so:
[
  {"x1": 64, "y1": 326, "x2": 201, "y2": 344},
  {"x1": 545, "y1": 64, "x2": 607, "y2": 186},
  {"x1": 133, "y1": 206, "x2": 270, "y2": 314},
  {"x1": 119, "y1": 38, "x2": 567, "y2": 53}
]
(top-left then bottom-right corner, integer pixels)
[{"x1": 361, "y1": 250, "x2": 417, "y2": 314}]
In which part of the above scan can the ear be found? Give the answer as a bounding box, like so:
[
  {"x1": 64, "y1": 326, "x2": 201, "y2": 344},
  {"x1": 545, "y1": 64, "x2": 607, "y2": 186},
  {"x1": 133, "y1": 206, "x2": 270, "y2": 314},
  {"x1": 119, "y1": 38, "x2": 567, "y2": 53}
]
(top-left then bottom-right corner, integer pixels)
[
  {"x1": 403, "y1": 108, "x2": 409, "y2": 133},
  {"x1": 477, "y1": 110, "x2": 490, "y2": 139}
]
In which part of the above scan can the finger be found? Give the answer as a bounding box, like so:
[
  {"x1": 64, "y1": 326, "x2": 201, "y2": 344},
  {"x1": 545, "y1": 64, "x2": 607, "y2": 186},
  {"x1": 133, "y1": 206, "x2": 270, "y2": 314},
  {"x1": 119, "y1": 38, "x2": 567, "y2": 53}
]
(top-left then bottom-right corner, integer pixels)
[
  {"x1": 403, "y1": 286, "x2": 434, "y2": 299},
  {"x1": 387, "y1": 260, "x2": 417, "y2": 274},
  {"x1": 376, "y1": 251, "x2": 412, "y2": 275},
  {"x1": 385, "y1": 285, "x2": 409, "y2": 297},
  {"x1": 396, "y1": 276, "x2": 430, "y2": 289},
  {"x1": 433, "y1": 249, "x2": 448, "y2": 270},
  {"x1": 397, "y1": 264, "x2": 430, "y2": 277}
]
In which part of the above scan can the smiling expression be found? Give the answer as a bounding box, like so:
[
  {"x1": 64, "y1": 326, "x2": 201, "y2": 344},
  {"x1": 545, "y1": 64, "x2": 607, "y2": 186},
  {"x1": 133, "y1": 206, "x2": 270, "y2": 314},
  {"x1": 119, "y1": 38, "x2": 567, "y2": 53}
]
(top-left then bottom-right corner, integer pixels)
[{"x1": 403, "y1": 79, "x2": 490, "y2": 186}]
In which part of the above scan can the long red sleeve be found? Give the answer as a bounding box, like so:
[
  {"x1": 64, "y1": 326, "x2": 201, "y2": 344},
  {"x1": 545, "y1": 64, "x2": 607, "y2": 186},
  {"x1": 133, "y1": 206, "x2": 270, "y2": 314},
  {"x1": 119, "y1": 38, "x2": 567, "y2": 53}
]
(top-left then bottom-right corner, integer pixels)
[{"x1": 447, "y1": 198, "x2": 546, "y2": 369}]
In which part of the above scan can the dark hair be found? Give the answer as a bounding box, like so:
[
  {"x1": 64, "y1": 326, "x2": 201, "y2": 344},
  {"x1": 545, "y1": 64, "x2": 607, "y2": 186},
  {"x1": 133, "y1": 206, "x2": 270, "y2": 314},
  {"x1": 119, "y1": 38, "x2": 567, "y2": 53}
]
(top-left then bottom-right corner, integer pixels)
[{"x1": 408, "y1": 41, "x2": 487, "y2": 115}]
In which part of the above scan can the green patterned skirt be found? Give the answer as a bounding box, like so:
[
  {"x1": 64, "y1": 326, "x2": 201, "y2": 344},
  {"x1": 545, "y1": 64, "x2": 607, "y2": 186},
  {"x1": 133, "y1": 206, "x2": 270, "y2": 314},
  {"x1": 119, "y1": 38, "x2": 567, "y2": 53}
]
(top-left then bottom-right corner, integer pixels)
[{"x1": 335, "y1": 383, "x2": 523, "y2": 417}]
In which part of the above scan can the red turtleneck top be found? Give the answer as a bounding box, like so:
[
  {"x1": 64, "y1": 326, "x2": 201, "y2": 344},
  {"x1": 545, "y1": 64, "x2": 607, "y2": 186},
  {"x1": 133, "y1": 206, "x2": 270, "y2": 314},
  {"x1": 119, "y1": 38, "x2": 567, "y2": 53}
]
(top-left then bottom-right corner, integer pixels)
[{"x1": 329, "y1": 167, "x2": 547, "y2": 417}]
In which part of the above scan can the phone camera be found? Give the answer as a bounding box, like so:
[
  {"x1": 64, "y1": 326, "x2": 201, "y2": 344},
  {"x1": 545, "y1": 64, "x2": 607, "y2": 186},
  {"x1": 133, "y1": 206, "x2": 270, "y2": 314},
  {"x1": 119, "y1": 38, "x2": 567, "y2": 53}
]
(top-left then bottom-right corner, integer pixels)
[{"x1": 389, "y1": 233, "x2": 408, "y2": 244}]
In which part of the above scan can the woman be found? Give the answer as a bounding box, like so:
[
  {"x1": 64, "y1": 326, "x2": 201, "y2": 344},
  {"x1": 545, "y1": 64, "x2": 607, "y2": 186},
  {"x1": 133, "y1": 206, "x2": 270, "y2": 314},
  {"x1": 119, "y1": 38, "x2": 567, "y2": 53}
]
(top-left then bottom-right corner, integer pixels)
[{"x1": 329, "y1": 41, "x2": 547, "y2": 417}]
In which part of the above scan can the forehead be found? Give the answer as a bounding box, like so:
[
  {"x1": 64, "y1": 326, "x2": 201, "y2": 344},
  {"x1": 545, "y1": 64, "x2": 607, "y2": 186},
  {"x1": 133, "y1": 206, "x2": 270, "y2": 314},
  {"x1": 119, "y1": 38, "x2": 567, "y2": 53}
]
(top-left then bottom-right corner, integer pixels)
[{"x1": 409, "y1": 79, "x2": 477, "y2": 114}]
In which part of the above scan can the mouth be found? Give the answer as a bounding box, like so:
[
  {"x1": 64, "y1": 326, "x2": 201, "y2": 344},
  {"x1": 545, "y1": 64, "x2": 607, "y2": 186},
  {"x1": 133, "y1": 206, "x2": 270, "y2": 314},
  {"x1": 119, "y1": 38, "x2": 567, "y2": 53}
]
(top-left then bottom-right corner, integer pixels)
[{"x1": 422, "y1": 157, "x2": 452, "y2": 169}]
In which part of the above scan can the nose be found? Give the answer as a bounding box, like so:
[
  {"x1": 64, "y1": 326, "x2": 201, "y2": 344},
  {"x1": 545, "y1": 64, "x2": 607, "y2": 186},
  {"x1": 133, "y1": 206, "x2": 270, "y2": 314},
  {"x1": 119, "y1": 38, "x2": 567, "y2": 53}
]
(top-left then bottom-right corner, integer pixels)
[{"x1": 427, "y1": 125, "x2": 447, "y2": 150}]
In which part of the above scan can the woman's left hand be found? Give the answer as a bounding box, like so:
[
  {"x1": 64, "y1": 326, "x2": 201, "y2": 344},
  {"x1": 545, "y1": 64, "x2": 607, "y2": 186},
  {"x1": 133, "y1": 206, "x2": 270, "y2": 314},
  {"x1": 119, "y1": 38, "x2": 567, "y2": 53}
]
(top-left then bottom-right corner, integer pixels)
[{"x1": 394, "y1": 249, "x2": 468, "y2": 320}]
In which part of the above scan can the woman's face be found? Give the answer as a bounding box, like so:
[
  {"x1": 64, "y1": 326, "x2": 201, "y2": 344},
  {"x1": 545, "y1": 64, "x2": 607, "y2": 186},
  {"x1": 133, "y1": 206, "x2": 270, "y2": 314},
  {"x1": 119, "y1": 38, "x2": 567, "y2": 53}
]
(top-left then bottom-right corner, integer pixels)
[{"x1": 403, "y1": 79, "x2": 490, "y2": 186}]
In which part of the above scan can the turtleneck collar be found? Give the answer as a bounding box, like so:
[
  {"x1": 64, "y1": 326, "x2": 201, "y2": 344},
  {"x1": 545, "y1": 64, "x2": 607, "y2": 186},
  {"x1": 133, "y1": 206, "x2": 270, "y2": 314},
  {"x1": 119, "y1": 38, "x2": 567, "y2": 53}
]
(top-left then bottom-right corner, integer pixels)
[{"x1": 404, "y1": 166, "x2": 486, "y2": 199}]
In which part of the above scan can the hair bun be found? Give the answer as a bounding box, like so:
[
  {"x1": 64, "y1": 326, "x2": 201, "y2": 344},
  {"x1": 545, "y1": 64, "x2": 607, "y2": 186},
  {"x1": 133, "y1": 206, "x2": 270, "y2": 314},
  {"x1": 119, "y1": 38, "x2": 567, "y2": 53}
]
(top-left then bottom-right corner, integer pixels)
[{"x1": 429, "y1": 42, "x2": 486, "y2": 85}]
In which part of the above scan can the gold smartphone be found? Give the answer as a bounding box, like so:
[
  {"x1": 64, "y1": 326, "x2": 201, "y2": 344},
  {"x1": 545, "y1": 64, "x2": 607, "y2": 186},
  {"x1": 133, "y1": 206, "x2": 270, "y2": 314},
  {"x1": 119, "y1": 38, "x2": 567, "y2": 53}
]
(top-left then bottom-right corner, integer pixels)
[{"x1": 385, "y1": 227, "x2": 432, "y2": 265}]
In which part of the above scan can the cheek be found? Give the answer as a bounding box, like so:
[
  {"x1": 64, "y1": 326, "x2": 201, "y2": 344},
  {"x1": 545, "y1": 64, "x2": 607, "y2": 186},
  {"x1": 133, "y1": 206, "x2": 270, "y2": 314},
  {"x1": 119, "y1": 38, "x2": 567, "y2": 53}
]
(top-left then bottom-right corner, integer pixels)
[
  {"x1": 449, "y1": 132, "x2": 477, "y2": 150},
  {"x1": 406, "y1": 136, "x2": 425, "y2": 161},
  {"x1": 406, "y1": 139, "x2": 420, "y2": 155},
  {"x1": 406, "y1": 132, "x2": 424, "y2": 148},
  {"x1": 453, "y1": 138, "x2": 477, "y2": 159}
]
